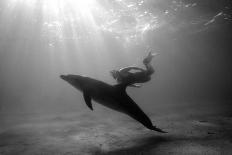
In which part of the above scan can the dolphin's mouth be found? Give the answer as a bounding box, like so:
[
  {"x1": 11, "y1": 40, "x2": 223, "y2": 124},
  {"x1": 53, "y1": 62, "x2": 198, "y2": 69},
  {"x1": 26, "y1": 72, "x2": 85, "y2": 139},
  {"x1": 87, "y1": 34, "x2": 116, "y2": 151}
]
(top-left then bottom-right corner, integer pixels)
[{"x1": 60, "y1": 75, "x2": 67, "y2": 80}]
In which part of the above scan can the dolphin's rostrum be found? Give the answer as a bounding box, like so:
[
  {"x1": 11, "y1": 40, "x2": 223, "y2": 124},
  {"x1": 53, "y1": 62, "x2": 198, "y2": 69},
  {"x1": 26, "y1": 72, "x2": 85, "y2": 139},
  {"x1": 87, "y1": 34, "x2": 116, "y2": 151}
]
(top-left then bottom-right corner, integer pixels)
[{"x1": 60, "y1": 74, "x2": 166, "y2": 133}]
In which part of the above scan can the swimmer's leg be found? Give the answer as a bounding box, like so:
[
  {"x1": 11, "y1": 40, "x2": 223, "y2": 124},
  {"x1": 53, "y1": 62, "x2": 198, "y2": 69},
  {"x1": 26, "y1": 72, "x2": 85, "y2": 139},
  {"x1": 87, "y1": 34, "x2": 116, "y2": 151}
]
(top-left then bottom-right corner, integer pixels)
[{"x1": 143, "y1": 51, "x2": 159, "y2": 65}]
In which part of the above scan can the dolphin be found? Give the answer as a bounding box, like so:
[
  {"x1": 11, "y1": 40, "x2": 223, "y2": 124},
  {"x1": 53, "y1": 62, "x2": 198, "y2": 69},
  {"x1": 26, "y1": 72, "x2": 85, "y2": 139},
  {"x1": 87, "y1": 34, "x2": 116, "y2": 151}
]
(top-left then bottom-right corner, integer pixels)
[{"x1": 60, "y1": 74, "x2": 166, "y2": 133}]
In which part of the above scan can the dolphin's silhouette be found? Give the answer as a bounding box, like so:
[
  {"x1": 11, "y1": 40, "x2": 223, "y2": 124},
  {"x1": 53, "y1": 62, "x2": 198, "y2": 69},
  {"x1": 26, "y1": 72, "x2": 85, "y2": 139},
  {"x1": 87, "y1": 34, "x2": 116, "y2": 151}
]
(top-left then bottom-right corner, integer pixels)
[{"x1": 60, "y1": 74, "x2": 166, "y2": 133}]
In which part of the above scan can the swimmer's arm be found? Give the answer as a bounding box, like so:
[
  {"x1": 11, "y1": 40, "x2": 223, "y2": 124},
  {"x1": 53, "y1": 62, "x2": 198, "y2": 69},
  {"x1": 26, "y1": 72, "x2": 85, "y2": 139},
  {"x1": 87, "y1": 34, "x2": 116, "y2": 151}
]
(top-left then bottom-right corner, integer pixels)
[{"x1": 119, "y1": 66, "x2": 145, "y2": 74}]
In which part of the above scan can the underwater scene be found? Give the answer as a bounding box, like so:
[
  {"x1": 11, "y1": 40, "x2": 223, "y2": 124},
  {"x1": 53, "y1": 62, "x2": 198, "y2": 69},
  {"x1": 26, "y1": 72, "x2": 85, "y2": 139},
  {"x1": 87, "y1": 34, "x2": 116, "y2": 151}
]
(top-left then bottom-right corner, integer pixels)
[{"x1": 0, "y1": 0, "x2": 232, "y2": 154}]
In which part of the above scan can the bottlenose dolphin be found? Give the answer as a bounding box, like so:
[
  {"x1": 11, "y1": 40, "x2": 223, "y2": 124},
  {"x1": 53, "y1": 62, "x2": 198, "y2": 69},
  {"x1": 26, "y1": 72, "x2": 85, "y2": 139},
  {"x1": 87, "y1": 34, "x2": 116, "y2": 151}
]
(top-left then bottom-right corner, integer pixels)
[{"x1": 60, "y1": 74, "x2": 166, "y2": 133}]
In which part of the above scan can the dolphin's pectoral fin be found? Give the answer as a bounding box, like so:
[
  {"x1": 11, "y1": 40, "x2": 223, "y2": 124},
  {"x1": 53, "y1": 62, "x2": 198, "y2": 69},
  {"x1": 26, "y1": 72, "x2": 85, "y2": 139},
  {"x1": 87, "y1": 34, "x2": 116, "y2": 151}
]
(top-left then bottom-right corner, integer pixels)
[{"x1": 83, "y1": 92, "x2": 93, "y2": 111}]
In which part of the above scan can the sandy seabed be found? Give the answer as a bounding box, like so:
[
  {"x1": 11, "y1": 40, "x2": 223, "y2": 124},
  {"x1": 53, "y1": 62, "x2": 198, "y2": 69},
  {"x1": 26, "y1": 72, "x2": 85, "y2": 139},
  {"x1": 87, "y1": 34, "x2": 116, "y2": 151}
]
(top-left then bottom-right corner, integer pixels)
[{"x1": 0, "y1": 102, "x2": 232, "y2": 155}]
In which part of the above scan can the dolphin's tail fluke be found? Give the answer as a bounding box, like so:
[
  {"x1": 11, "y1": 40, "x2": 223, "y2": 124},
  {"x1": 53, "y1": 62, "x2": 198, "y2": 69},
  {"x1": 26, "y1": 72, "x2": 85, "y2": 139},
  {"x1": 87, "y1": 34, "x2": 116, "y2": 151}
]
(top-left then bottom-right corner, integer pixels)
[
  {"x1": 122, "y1": 93, "x2": 167, "y2": 133},
  {"x1": 149, "y1": 126, "x2": 167, "y2": 133}
]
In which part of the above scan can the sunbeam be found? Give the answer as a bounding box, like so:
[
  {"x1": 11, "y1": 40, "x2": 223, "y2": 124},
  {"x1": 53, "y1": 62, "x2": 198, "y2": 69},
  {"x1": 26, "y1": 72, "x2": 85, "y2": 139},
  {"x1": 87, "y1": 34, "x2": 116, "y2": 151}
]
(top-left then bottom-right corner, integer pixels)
[{"x1": 0, "y1": 0, "x2": 166, "y2": 83}]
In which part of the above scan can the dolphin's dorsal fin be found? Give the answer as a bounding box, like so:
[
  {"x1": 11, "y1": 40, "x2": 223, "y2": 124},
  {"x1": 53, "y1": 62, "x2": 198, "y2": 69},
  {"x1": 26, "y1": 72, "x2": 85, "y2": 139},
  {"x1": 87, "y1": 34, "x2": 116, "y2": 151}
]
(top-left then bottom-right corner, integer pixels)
[{"x1": 83, "y1": 92, "x2": 93, "y2": 110}]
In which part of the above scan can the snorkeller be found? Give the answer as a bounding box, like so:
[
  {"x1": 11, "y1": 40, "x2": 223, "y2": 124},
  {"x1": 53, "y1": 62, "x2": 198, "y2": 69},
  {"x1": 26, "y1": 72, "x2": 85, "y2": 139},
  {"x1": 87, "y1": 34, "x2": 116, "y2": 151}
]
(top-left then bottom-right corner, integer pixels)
[{"x1": 111, "y1": 49, "x2": 158, "y2": 87}]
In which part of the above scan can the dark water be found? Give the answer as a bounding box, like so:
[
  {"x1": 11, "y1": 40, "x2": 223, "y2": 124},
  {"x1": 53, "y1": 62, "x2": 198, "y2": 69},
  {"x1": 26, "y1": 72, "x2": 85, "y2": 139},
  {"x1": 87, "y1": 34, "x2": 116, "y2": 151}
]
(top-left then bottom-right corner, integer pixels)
[{"x1": 0, "y1": 1, "x2": 232, "y2": 154}]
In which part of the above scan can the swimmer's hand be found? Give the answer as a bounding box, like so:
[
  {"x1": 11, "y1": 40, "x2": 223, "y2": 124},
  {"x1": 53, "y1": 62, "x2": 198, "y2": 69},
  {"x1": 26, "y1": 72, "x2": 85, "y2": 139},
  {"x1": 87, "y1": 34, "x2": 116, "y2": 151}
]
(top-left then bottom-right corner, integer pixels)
[{"x1": 129, "y1": 84, "x2": 141, "y2": 88}]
